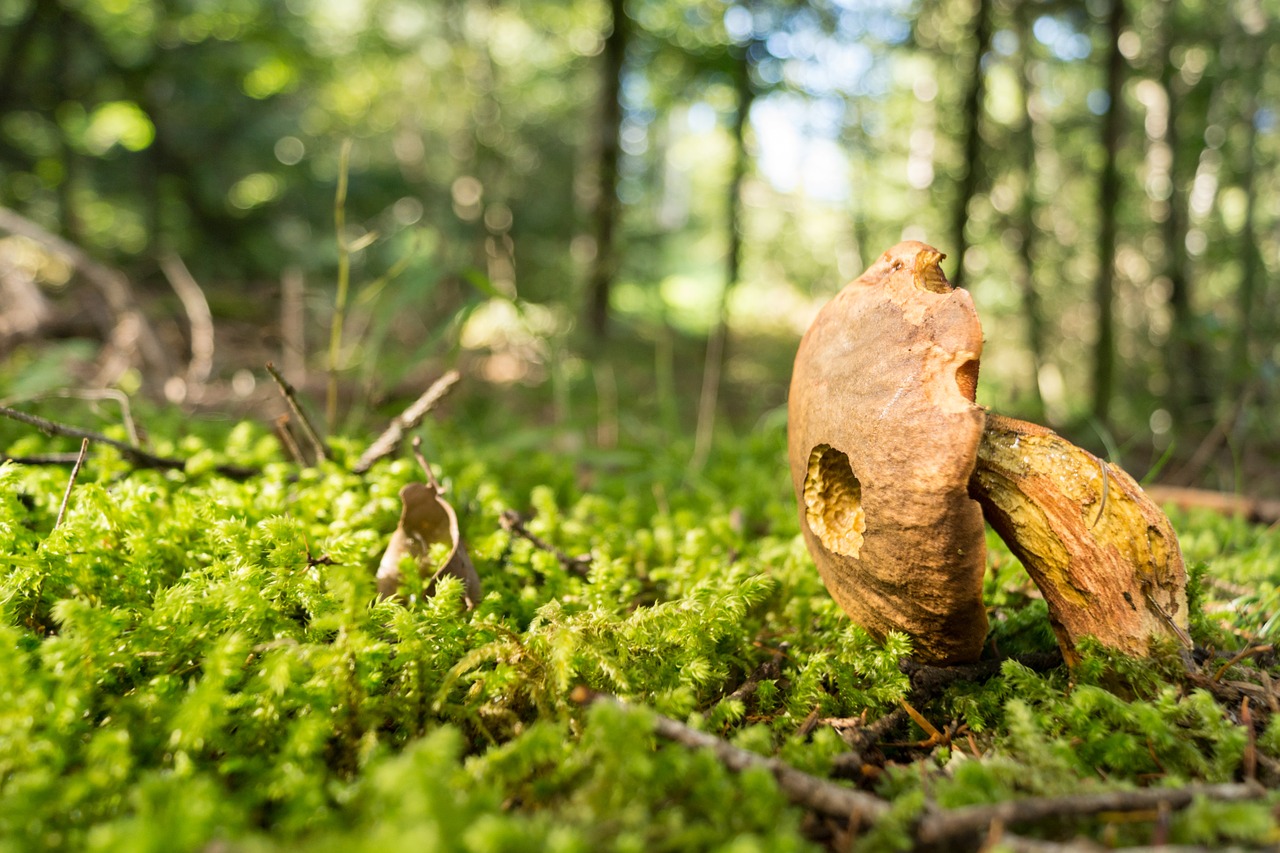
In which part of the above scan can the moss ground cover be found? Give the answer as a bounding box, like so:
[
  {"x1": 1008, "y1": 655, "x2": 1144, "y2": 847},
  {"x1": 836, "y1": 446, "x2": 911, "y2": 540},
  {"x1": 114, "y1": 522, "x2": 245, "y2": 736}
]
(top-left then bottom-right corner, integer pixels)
[{"x1": 1, "y1": 410, "x2": 1279, "y2": 851}]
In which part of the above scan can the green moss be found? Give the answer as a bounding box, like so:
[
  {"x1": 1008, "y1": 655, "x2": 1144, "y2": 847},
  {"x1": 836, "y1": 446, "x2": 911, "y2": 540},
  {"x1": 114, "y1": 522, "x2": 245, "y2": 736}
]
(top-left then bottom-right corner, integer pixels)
[{"x1": 1, "y1": 418, "x2": 1278, "y2": 849}]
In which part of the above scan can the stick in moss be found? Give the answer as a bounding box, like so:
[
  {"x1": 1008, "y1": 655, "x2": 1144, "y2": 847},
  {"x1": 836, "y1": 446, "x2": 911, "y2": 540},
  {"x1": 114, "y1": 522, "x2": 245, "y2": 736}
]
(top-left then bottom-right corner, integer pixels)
[
  {"x1": 572, "y1": 688, "x2": 891, "y2": 824},
  {"x1": 914, "y1": 781, "x2": 1266, "y2": 847},
  {"x1": 0, "y1": 405, "x2": 255, "y2": 479},
  {"x1": 352, "y1": 370, "x2": 460, "y2": 474},
  {"x1": 53, "y1": 438, "x2": 90, "y2": 529},
  {"x1": 265, "y1": 361, "x2": 328, "y2": 464},
  {"x1": 499, "y1": 509, "x2": 592, "y2": 577}
]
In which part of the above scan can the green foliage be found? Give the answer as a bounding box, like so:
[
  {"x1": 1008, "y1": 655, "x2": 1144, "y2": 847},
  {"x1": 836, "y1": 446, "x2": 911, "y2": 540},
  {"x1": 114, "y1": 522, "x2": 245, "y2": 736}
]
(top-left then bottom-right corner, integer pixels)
[{"x1": 1, "y1": 417, "x2": 1279, "y2": 849}]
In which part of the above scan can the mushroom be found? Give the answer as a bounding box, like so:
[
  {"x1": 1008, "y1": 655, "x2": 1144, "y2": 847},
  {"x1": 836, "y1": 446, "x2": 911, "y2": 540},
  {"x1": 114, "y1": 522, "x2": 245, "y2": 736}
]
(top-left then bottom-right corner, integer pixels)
[{"x1": 788, "y1": 241, "x2": 1188, "y2": 666}]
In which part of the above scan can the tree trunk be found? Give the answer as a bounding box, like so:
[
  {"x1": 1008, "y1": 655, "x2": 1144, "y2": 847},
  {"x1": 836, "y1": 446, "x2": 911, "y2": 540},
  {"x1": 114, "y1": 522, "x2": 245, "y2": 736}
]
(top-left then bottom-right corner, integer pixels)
[
  {"x1": 1232, "y1": 14, "x2": 1263, "y2": 392},
  {"x1": 692, "y1": 45, "x2": 753, "y2": 471},
  {"x1": 585, "y1": 0, "x2": 627, "y2": 340},
  {"x1": 948, "y1": 0, "x2": 991, "y2": 288},
  {"x1": 1013, "y1": 3, "x2": 1046, "y2": 419},
  {"x1": 1158, "y1": 0, "x2": 1212, "y2": 421},
  {"x1": 1092, "y1": 0, "x2": 1126, "y2": 426}
]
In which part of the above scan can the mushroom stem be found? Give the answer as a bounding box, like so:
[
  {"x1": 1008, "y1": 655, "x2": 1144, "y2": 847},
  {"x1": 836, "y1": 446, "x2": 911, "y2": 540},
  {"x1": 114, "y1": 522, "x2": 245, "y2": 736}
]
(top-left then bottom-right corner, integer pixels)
[{"x1": 970, "y1": 413, "x2": 1190, "y2": 666}]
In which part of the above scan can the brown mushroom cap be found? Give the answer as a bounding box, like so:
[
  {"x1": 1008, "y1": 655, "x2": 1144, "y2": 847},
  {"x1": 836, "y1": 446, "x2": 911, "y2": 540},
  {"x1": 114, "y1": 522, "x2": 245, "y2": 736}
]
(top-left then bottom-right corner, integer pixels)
[{"x1": 787, "y1": 241, "x2": 989, "y2": 664}]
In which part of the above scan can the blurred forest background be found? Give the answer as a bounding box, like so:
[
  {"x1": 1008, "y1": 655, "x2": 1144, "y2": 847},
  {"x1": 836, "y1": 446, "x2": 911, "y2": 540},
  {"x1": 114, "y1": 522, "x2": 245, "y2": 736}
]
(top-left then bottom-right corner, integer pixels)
[{"x1": 0, "y1": 0, "x2": 1276, "y2": 493}]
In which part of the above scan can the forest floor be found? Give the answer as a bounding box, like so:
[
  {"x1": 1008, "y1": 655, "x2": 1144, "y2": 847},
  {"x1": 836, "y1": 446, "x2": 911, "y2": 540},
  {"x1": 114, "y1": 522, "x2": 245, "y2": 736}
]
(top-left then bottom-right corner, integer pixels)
[{"x1": 2, "y1": 354, "x2": 1280, "y2": 850}]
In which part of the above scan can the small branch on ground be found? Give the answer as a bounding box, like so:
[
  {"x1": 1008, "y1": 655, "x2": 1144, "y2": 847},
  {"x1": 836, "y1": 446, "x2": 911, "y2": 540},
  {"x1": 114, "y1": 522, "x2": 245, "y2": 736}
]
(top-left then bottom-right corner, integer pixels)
[
  {"x1": 724, "y1": 644, "x2": 789, "y2": 705},
  {"x1": 914, "y1": 782, "x2": 1266, "y2": 847},
  {"x1": 265, "y1": 362, "x2": 328, "y2": 464},
  {"x1": 1212, "y1": 644, "x2": 1273, "y2": 683},
  {"x1": 499, "y1": 508, "x2": 592, "y2": 577},
  {"x1": 0, "y1": 389, "x2": 141, "y2": 446},
  {"x1": 53, "y1": 438, "x2": 90, "y2": 529},
  {"x1": 158, "y1": 252, "x2": 215, "y2": 397},
  {"x1": 410, "y1": 435, "x2": 442, "y2": 490},
  {"x1": 0, "y1": 204, "x2": 172, "y2": 388},
  {"x1": 828, "y1": 708, "x2": 908, "y2": 779},
  {"x1": 573, "y1": 688, "x2": 891, "y2": 824},
  {"x1": 352, "y1": 370, "x2": 461, "y2": 474},
  {"x1": 273, "y1": 414, "x2": 306, "y2": 465},
  {"x1": 1146, "y1": 484, "x2": 1280, "y2": 526},
  {"x1": 2, "y1": 452, "x2": 87, "y2": 466},
  {"x1": 900, "y1": 651, "x2": 1063, "y2": 701},
  {"x1": 0, "y1": 405, "x2": 255, "y2": 479}
]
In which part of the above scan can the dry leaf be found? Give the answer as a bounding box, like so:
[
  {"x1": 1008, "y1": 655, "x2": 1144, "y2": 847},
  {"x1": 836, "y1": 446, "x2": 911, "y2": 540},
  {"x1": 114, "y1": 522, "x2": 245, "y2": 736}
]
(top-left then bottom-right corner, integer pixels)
[{"x1": 377, "y1": 481, "x2": 481, "y2": 608}]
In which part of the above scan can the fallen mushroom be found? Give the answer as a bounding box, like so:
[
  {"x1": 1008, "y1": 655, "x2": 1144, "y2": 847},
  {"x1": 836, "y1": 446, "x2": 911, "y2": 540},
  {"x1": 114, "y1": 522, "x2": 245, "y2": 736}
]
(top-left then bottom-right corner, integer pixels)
[
  {"x1": 971, "y1": 414, "x2": 1188, "y2": 665},
  {"x1": 788, "y1": 241, "x2": 1189, "y2": 666}
]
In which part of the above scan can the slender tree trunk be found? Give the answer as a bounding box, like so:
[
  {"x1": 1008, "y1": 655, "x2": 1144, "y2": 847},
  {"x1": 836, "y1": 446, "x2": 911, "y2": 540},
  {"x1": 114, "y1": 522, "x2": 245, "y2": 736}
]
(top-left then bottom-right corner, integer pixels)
[
  {"x1": 1092, "y1": 0, "x2": 1126, "y2": 426},
  {"x1": 1013, "y1": 4, "x2": 1046, "y2": 419},
  {"x1": 585, "y1": 0, "x2": 627, "y2": 339},
  {"x1": 949, "y1": 0, "x2": 991, "y2": 288},
  {"x1": 1232, "y1": 17, "x2": 1263, "y2": 391},
  {"x1": 1158, "y1": 0, "x2": 1212, "y2": 420},
  {"x1": 692, "y1": 45, "x2": 753, "y2": 471}
]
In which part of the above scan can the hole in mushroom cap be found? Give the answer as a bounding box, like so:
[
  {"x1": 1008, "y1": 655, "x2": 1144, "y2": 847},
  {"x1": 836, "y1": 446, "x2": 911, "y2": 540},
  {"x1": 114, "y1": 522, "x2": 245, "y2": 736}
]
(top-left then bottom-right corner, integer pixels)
[
  {"x1": 913, "y1": 249, "x2": 951, "y2": 293},
  {"x1": 956, "y1": 356, "x2": 980, "y2": 402},
  {"x1": 803, "y1": 444, "x2": 865, "y2": 558}
]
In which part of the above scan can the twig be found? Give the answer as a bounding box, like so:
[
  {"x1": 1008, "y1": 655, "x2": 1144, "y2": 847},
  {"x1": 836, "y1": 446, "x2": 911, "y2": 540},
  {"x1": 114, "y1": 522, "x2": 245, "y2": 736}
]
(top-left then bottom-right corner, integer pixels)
[
  {"x1": 573, "y1": 689, "x2": 891, "y2": 824},
  {"x1": 327, "y1": 138, "x2": 354, "y2": 433},
  {"x1": 1212, "y1": 644, "x2": 1273, "y2": 683},
  {"x1": 352, "y1": 370, "x2": 461, "y2": 474},
  {"x1": 410, "y1": 435, "x2": 442, "y2": 491},
  {"x1": 53, "y1": 438, "x2": 89, "y2": 529},
  {"x1": 265, "y1": 361, "x2": 328, "y2": 463},
  {"x1": 273, "y1": 414, "x2": 306, "y2": 465},
  {"x1": 0, "y1": 405, "x2": 255, "y2": 479},
  {"x1": 2, "y1": 452, "x2": 87, "y2": 466},
  {"x1": 1242, "y1": 698, "x2": 1257, "y2": 783},
  {"x1": 1146, "y1": 484, "x2": 1280, "y2": 526},
  {"x1": 0, "y1": 388, "x2": 140, "y2": 446},
  {"x1": 158, "y1": 252, "x2": 215, "y2": 395},
  {"x1": 499, "y1": 508, "x2": 592, "y2": 577},
  {"x1": 899, "y1": 651, "x2": 1063, "y2": 700},
  {"x1": 829, "y1": 708, "x2": 908, "y2": 778},
  {"x1": 724, "y1": 644, "x2": 788, "y2": 705},
  {"x1": 0, "y1": 204, "x2": 171, "y2": 387},
  {"x1": 914, "y1": 782, "x2": 1266, "y2": 847},
  {"x1": 2, "y1": 405, "x2": 178, "y2": 470}
]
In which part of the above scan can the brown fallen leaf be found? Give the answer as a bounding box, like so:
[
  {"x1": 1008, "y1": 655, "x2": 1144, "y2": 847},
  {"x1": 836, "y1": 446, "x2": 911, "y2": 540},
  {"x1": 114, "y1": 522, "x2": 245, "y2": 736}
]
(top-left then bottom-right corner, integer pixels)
[{"x1": 377, "y1": 481, "x2": 481, "y2": 608}]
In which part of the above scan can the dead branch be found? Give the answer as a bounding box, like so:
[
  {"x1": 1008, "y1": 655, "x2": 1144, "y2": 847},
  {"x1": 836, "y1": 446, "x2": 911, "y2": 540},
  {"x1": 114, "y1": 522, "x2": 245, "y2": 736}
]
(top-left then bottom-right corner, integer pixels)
[
  {"x1": 352, "y1": 370, "x2": 460, "y2": 474},
  {"x1": 273, "y1": 414, "x2": 306, "y2": 465},
  {"x1": 1146, "y1": 484, "x2": 1280, "y2": 526},
  {"x1": 900, "y1": 651, "x2": 1064, "y2": 700},
  {"x1": 828, "y1": 707, "x2": 908, "y2": 779},
  {"x1": 0, "y1": 405, "x2": 254, "y2": 479},
  {"x1": 158, "y1": 252, "x2": 215, "y2": 396},
  {"x1": 0, "y1": 204, "x2": 172, "y2": 387},
  {"x1": 499, "y1": 508, "x2": 592, "y2": 577},
  {"x1": 0, "y1": 388, "x2": 141, "y2": 447},
  {"x1": 53, "y1": 438, "x2": 90, "y2": 529},
  {"x1": 265, "y1": 361, "x2": 328, "y2": 464},
  {"x1": 914, "y1": 782, "x2": 1266, "y2": 847},
  {"x1": 574, "y1": 689, "x2": 891, "y2": 824},
  {"x1": 725, "y1": 644, "x2": 788, "y2": 705}
]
